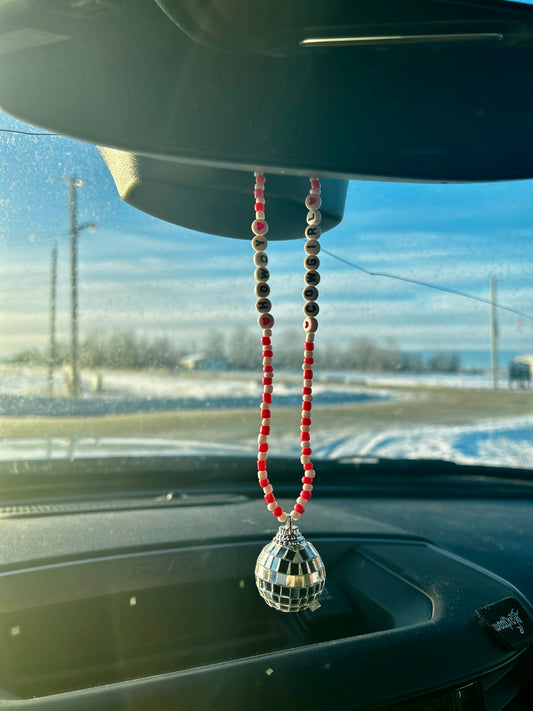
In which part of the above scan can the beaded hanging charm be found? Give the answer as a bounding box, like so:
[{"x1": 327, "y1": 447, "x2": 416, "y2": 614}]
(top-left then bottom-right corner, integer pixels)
[{"x1": 251, "y1": 173, "x2": 326, "y2": 613}]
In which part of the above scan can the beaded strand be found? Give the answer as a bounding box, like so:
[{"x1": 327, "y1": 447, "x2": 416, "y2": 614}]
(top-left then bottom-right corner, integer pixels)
[{"x1": 251, "y1": 173, "x2": 322, "y2": 523}]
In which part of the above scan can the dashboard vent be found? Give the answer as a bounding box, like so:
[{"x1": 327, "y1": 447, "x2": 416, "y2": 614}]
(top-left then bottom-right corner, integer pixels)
[
  {"x1": 376, "y1": 651, "x2": 532, "y2": 709},
  {"x1": 481, "y1": 650, "x2": 533, "y2": 710}
]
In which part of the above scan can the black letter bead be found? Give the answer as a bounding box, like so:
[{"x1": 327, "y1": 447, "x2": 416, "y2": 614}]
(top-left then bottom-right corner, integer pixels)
[{"x1": 304, "y1": 271, "x2": 321, "y2": 286}]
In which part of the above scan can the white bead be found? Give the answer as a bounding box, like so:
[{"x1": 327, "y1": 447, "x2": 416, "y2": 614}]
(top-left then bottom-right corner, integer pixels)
[
  {"x1": 302, "y1": 286, "x2": 319, "y2": 301},
  {"x1": 277, "y1": 512, "x2": 288, "y2": 523},
  {"x1": 306, "y1": 470, "x2": 316, "y2": 478},
  {"x1": 303, "y1": 484, "x2": 313, "y2": 492},
  {"x1": 258, "y1": 434, "x2": 268, "y2": 444},
  {"x1": 305, "y1": 225, "x2": 321, "y2": 240},
  {"x1": 251, "y1": 235, "x2": 268, "y2": 251},
  {"x1": 258, "y1": 451, "x2": 268, "y2": 460},
  {"x1": 261, "y1": 418, "x2": 271, "y2": 426},
  {"x1": 255, "y1": 266, "x2": 270, "y2": 282},
  {"x1": 304, "y1": 255, "x2": 320, "y2": 271},
  {"x1": 306, "y1": 333, "x2": 315, "y2": 342},
  {"x1": 304, "y1": 239, "x2": 321, "y2": 255},
  {"x1": 263, "y1": 484, "x2": 273, "y2": 494},
  {"x1": 255, "y1": 282, "x2": 270, "y2": 298},
  {"x1": 258, "y1": 313, "x2": 274, "y2": 329},
  {"x1": 290, "y1": 511, "x2": 301, "y2": 521},
  {"x1": 305, "y1": 194, "x2": 322, "y2": 210},
  {"x1": 304, "y1": 270, "x2": 320, "y2": 287},
  {"x1": 253, "y1": 251, "x2": 268, "y2": 268},
  {"x1": 306, "y1": 210, "x2": 322, "y2": 226},
  {"x1": 303, "y1": 394, "x2": 313, "y2": 401},
  {"x1": 267, "y1": 502, "x2": 277, "y2": 511},
  {"x1": 255, "y1": 184, "x2": 264, "y2": 191},
  {"x1": 301, "y1": 455, "x2": 311, "y2": 464},
  {"x1": 264, "y1": 385, "x2": 273, "y2": 394},
  {"x1": 252, "y1": 219, "x2": 269, "y2": 237},
  {"x1": 297, "y1": 496, "x2": 307, "y2": 506},
  {"x1": 263, "y1": 329, "x2": 272, "y2": 337},
  {"x1": 300, "y1": 425, "x2": 310, "y2": 431},
  {"x1": 310, "y1": 187, "x2": 321, "y2": 195},
  {"x1": 256, "y1": 298, "x2": 272, "y2": 314},
  {"x1": 304, "y1": 379, "x2": 312, "y2": 387},
  {"x1": 303, "y1": 302, "x2": 319, "y2": 318},
  {"x1": 255, "y1": 211, "x2": 265, "y2": 219},
  {"x1": 263, "y1": 357, "x2": 272, "y2": 365},
  {"x1": 303, "y1": 317, "x2": 318, "y2": 333}
]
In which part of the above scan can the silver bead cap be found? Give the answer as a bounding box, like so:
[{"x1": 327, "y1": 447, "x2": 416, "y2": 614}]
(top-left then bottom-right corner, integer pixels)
[{"x1": 255, "y1": 523, "x2": 326, "y2": 613}]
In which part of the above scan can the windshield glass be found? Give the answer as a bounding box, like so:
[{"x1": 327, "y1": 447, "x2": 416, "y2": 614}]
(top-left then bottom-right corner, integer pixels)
[{"x1": 1, "y1": 111, "x2": 532, "y2": 471}]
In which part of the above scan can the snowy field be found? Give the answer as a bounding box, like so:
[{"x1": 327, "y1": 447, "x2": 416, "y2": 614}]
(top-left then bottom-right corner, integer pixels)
[
  {"x1": 309, "y1": 416, "x2": 533, "y2": 470},
  {"x1": 0, "y1": 365, "x2": 393, "y2": 416},
  {"x1": 0, "y1": 365, "x2": 531, "y2": 469}
]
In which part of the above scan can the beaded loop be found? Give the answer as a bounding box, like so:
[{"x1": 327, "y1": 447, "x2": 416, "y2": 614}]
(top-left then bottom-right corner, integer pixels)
[{"x1": 252, "y1": 174, "x2": 322, "y2": 522}]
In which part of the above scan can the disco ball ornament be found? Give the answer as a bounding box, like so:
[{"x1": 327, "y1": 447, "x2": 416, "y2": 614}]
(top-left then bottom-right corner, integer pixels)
[{"x1": 255, "y1": 521, "x2": 326, "y2": 612}]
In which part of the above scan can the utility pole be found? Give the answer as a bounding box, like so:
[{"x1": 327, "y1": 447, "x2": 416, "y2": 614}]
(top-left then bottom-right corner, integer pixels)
[
  {"x1": 490, "y1": 275, "x2": 498, "y2": 390},
  {"x1": 62, "y1": 176, "x2": 97, "y2": 398},
  {"x1": 47, "y1": 241, "x2": 58, "y2": 395}
]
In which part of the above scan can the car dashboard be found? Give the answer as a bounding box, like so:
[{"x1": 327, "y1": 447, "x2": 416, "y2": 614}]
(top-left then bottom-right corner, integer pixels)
[{"x1": 0, "y1": 459, "x2": 531, "y2": 711}]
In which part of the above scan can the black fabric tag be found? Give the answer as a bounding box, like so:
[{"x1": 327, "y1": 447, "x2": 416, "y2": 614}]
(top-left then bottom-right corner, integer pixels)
[{"x1": 476, "y1": 597, "x2": 533, "y2": 650}]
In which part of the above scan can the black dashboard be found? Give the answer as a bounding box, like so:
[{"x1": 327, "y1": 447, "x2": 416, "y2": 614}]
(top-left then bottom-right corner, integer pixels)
[{"x1": 0, "y1": 483, "x2": 531, "y2": 710}]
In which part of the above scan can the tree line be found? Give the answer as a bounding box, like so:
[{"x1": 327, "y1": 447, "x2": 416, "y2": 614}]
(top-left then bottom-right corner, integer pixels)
[{"x1": 9, "y1": 329, "x2": 460, "y2": 373}]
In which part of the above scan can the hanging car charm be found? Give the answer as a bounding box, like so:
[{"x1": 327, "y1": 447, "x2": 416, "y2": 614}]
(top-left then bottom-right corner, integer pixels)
[{"x1": 251, "y1": 173, "x2": 326, "y2": 612}]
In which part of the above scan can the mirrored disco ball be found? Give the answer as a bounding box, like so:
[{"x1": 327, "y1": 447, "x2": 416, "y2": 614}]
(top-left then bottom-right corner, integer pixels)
[{"x1": 255, "y1": 522, "x2": 326, "y2": 612}]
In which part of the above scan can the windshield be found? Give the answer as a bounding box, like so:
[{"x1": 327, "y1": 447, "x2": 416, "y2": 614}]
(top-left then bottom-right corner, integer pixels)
[{"x1": 1, "y1": 111, "x2": 532, "y2": 471}]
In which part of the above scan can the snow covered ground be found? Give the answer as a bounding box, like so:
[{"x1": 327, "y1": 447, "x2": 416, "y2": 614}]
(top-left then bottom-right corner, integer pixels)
[
  {"x1": 1, "y1": 416, "x2": 531, "y2": 469},
  {"x1": 0, "y1": 365, "x2": 531, "y2": 469},
  {"x1": 310, "y1": 416, "x2": 533, "y2": 470}
]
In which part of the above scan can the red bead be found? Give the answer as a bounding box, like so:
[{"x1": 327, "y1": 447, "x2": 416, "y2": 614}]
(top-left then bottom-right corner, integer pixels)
[
  {"x1": 304, "y1": 357, "x2": 314, "y2": 365},
  {"x1": 255, "y1": 174, "x2": 266, "y2": 183},
  {"x1": 263, "y1": 365, "x2": 273, "y2": 373},
  {"x1": 261, "y1": 337, "x2": 271, "y2": 345},
  {"x1": 257, "y1": 460, "x2": 267, "y2": 471},
  {"x1": 263, "y1": 349, "x2": 273, "y2": 358},
  {"x1": 272, "y1": 506, "x2": 283, "y2": 517},
  {"x1": 258, "y1": 442, "x2": 268, "y2": 452},
  {"x1": 305, "y1": 342, "x2": 314, "y2": 351},
  {"x1": 302, "y1": 401, "x2": 312, "y2": 411},
  {"x1": 255, "y1": 202, "x2": 265, "y2": 211},
  {"x1": 301, "y1": 431, "x2": 310, "y2": 441},
  {"x1": 264, "y1": 492, "x2": 275, "y2": 504},
  {"x1": 310, "y1": 179, "x2": 320, "y2": 189},
  {"x1": 261, "y1": 425, "x2": 270, "y2": 435},
  {"x1": 295, "y1": 503, "x2": 305, "y2": 514},
  {"x1": 262, "y1": 377, "x2": 272, "y2": 386},
  {"x1": 301, "y1": 490, "x2": 312, "y2": 500},
  {"x1": 304, "y1": 462, "x2": 313, "y2": 470},
  {"x1": 259, "y1": 478, "x2": 269, "y2": 488},
  {"x1": 301, "y1": 447, "x2": 312, "y2": 455},
  {"x1": 302, "y1": 476, "x2": 313, "y2": 484},
  {"x1": 263, "y1": 393, "x2": 272, "y2": 404},
  {"x1": 301, "y1": 417, "x2": 311, "y2": 426},
  {"x1": 302, "y1": 386, "x2": 312, "y2": 395},
  {"x1": 254, "y1": 189, "x2": 264, "y2": 199},
  {"x1": 303, "y1": 369, "x2": 313, "y2": 380},
  {"x1": 261, "y1": 409, "x2": 271, "y2": 418}
]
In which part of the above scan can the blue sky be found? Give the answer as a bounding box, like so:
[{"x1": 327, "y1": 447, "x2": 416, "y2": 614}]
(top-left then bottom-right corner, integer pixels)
[{"x1": 0, "y1": 110, "x2": 532, "y2": 364}]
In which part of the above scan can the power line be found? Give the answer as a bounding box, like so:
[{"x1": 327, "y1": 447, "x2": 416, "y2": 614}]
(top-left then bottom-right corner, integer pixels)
[
  {"x1": 321, "y1": 246, "x2": 533, "y2": 322},
  {"x1": 0, "y1": 127, "x2": 60, "y2": 136}
]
